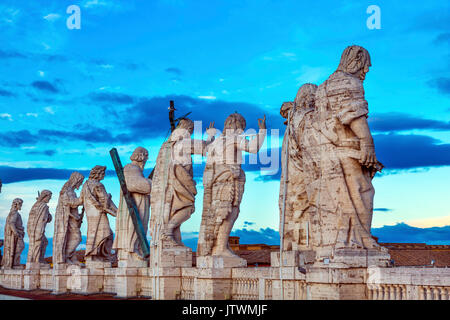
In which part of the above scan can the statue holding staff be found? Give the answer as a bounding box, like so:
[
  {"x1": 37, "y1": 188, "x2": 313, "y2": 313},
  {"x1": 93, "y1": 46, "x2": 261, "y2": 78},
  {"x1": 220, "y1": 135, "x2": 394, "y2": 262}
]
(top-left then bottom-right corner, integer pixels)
[
  {"x1": 113, "y1": 147, "x2": 152, "y2": 266},
  {"x1": 150, "y1": 119, "x2": 216, "y2": 248}
]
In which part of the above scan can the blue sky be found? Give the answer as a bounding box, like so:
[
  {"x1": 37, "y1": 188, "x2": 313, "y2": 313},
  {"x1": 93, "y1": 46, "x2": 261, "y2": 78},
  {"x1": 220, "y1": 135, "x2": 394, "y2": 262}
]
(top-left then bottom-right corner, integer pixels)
[{"x1": 0, "y1": 0, "x2": 449, "y2": 248}]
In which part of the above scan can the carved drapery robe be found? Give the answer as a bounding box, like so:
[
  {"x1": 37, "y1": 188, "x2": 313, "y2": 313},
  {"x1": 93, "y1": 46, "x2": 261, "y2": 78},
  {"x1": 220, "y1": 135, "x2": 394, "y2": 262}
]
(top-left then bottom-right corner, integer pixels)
[
  {"x1": 279, "y1": 106, "x2": 317, "y2": 251},
  {"x1": 2, "y1": 211, "x2": 25, "y2": 268},
  {"x1": 197, "y1": 130, "x2": 266, "y2": 256},
  {"x1": 310, "y1": 70, "x2": 380, "y2": 251},
  {"x1": 53, "y1": 189, "x2": 83, "y2": 264},
  {"x1": 82, "y1": 180, "x2": 117, "y2": 259},
  {"x1": 27, "y1": 201, "x2": 52, "y2": 263},
  {"x1": 113, "y1": 163, "x2": 151, "y2": 258},
  {"x1": 150, "y1": 130, "x2": 211, "y2": 245}
]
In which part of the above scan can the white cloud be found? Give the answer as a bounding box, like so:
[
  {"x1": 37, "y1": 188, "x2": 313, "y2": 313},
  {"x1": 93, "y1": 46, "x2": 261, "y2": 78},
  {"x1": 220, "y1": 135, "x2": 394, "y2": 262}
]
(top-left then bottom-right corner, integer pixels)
[
  {"x1": 38, "y1": 70, "x2": 45, "y2": 77},
  {"x1": 0, "y1": 113, "x2": 13, "y2": 121},
  {"x1": 83, "y1": 0, "x2": 122, "y2": 10},
  {"x1": 100, "y1": 64, "x2": 114, "y2": 69},
  {"x1": 43, "y1": 13, "x2": 61, "y2": 22},
  {"x1": 281, "y1": 52, "x2": 297, "y2": 60},
  {"x1": 44, "y1": 106, "x2": 55, "y2": 115},
  {"x1": 26, "y1": 113, "x2": 38, "y2": 117},
  {"x1": 198, "y1": 95, "x2": 217, "y2": 100},
  {"x1": 0, "y1": 7, "x2": 20, "y2": 25},
  {"x1": 42, "y1": 42, "x2": 51, "y2": 50}
]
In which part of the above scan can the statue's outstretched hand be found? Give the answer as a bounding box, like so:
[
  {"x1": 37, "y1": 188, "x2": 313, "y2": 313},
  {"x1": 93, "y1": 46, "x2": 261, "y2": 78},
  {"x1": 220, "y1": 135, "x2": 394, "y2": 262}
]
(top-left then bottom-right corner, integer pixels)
[
  {"x1": 206, "y1": 121, "x2": 216, "y2": 137},
  {"x1": 258, "y1": 115, "x2": 266, "y2": 130}
]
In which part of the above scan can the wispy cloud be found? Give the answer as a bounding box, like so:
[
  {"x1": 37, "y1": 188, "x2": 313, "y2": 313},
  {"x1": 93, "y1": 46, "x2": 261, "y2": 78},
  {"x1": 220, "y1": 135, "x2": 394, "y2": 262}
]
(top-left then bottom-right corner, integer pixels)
[
  {"x1": 44, "y1": 106, "x2": 55, "y2": 115},
  {"x1": 89, "y1": 92, "x2": 136, "y2": 104},
  {"x1": 374, "y1": 133, "x2": 450, "y2": 170},
  {"x1": 372, "y1": 223, "x2": 450, "y2": 244},
  {"x1": 31, "y1": 81, "x2": 59, "y2": 94},
  {"x1": 0, "y1": 88, "x2": 16, "y2": 97},
  {"x1": 0, "y1": 50, "x2": 26, "y2": 59},
  {"x1": 198, "y1": 95, "x2": 217, "y2": 100},
  {"x1": 0, "y1": 113, "x2": 13, "y2": 121},
  {"x1": 165, "y1": 67, "x2": 183, "y2": 76},
  {"x1": 369, "y1": 112, "x2": 450, "y2": 132},
  {"x1": 25, "y1": 150, "x2": 57, "y2": 157},
  {"x1": 43, "y1": 13, "x2": 61, "y2": 22}
]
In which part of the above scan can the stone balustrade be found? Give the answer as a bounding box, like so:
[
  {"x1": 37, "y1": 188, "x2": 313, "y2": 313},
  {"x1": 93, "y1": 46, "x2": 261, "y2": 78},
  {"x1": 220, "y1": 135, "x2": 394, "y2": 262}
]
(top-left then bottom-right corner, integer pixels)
[{"x1": 1, "y1": 265, "x2": 449, "y2": 300}]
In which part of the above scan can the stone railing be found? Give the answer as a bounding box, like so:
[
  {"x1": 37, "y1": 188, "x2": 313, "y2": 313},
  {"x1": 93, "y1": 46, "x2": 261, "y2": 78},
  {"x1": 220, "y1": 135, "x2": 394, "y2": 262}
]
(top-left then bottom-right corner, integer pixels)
[
  {"x1": 180, "y1": 276, "x2": 195, "y2": 300},
  {"x1": 367, "y1": 267, "x2": 450, "y2": 300},
  {"x1": 1, "y1": 265, "x2": 449, "y2": 300}
]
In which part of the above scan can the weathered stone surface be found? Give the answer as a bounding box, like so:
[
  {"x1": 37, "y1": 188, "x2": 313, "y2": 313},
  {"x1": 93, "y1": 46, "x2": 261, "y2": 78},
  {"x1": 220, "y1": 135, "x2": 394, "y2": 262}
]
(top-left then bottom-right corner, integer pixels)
[
  {"x1": 279, "y1": 45, "x2": 389, "y2": 267},
  {"x1": 2, "y1": 198, "x2": 25, "y2": 269},
  {"x1": 27, "y1": 190, "x2": 52, "y2": 268},
  {"x1": 53, "y1": 172, "x2": 85, "y2": 266},
  {"x1": 197, "y1": 113, "x2": 266, "y2": 266},
  {"x1": 113, "y1": 147, "x2": 151, "y2": 267},
  {"x1": 82, "y1": 165, "x2": 117, "y2": 265},
  {"x1": 150, "y1": 120, "x2": 215, "y2": 248}
]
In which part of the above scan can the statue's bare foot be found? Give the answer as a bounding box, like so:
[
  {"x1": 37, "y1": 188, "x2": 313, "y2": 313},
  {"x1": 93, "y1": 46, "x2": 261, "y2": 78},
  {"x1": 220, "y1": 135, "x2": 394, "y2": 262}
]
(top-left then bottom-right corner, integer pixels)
[{"x1": 161, "y1": 234, "x2": 181, "y2": 248}]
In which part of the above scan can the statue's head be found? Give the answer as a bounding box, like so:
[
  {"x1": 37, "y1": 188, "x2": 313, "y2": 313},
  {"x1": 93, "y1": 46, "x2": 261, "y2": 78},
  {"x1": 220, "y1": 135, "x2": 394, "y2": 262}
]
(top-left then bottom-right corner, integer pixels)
[
  {"x1": 69, "y1": 171, "x2": 85, "y2": 190},
  {"x1": 89, "y1": 165, "x2": 106, "y2": 181},
  {"x1": 176, "y1": 118, "x2": 195, "y2": 135},
  {"x1": 224, "y1": 113, "x2": 246, "y2": 134},
  {"x1": 11, "y1": 198, "x2": 23, "y2": 211},
  {"x1": 337, "y1": 45, "x2": 371, "y2": 81},
  {"x1": 280, "y1": 102, "x2": 293, "y2": 120},
  {"x1": 37, "y1": 189, "x2": 52, "y2": 203},
  {"x1": 294, "y1": 83, "x2": 318, "y2": 110},
  {"x1": 130, "y1": 147, "x2": 149, "y2": 164}
]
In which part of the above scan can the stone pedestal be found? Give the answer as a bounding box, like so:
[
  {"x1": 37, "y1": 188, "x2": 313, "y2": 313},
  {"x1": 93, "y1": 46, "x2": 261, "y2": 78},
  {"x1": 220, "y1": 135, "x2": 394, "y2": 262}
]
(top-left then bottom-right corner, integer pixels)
[
  {"x1": 304, "y1": 266, "x2": 368, "y2": 300},
  {"x1": 115, "y1": 268, "x2": 139, "y2": 298},
  {"x1": 24, "y1": 269, "x2": 40, "y2": 290},
  {"x1": 271, "y1": 251, "x2": 315, "y2": 267},
  {"x1": 151, "y1": 245, "x2": 193, "y2": 268},
  {"x1": 52, "y1": 264, "x2": 70, "y2": 294},
  {"x1": 67, "y1": 266, "x2": 103, "y2": 294},
  {"x1": 150, "y1": 267, "x2": 182, "y2": 300},
  {"x1": 197, "y1": 255, "x2": 247, "y2": 268},
  {"x1": 1, "y1": 268, "x2": 24, "y2": 289},
  {"x1": 117, "y1": 249, "x2": 149, "y2": 268},
  {"x1": 194, "y1": 268, "x2": 233, "y2": 300}
]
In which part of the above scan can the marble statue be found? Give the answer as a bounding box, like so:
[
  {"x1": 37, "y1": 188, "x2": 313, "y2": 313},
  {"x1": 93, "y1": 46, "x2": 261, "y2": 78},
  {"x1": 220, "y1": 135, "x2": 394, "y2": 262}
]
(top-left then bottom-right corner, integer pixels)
[
  {"x1": 81, "y1": 165, "x2": 117, "y2": 264},
  {"x1": 197, "y1": 113, "x2": 266, "y2": 263},
  {"x1": 279, "y1": 83, "x2": 318, "y2": 252},
  {"x1": 26, "y1": 190, "x2": 53, "y2": 266},
  {"x1": 2, "y1": 198, "x2": 25, "y2": 269},
  {"x1": 150, "y1": 119, "x2": 216, "y2": 249},
  {"x1": 281, "y1": 46, "x2": 387, "y2": 264},
  {"x1": 53, "y1": 172, "x2": 85, "y2": 265},
  {"x1": 113, "y1": 147, "x2": 152, "y2": 266}
]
